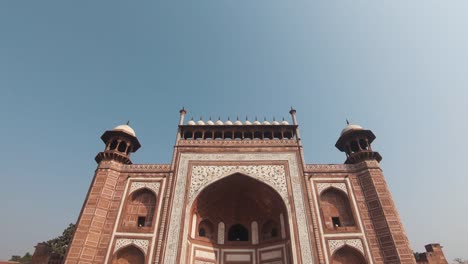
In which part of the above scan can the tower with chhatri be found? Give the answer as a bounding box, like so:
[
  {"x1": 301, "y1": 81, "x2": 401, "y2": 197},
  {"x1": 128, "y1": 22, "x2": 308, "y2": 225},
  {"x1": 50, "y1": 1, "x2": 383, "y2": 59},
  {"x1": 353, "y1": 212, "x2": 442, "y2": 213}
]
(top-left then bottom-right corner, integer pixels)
[{"x1": 64, "y1": 108, "x2": 416, "y2": 264}]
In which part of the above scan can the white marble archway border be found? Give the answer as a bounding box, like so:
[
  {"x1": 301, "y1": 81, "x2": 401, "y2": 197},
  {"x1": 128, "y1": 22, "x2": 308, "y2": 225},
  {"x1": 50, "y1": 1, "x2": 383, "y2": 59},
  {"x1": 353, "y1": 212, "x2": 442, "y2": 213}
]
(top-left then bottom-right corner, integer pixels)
[{"x1": 162, "y1": 152, "x2": 314, "y2": 264}]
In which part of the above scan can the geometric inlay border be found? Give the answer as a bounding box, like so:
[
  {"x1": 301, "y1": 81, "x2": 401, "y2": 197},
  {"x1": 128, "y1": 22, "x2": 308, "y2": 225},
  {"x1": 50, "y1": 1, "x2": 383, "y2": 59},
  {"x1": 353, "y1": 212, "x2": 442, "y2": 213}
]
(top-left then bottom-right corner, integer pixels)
[
  {"x1": 162, "y1": 152, "x2": 314, "y2": 264},
  {"x1": 189, "y1": 165, "x2": 288, "y2": 203},
  {"x1": 114, "y1": 238, "x2": 149, "y2": 255},
  {"x1": 316, "y1": 182, "x2": 348, "y2": 195},
  {"x1": 328, "y1": 239, "x2": 364, "y2": 256},
  {"x1": 129, "y1": 182, "x2": 161, "y2": 195}
]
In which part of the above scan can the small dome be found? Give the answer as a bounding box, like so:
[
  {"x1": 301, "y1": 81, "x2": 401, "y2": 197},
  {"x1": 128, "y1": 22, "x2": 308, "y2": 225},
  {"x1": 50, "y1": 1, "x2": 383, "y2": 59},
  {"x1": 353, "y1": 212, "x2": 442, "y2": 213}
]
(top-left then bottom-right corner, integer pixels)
[
  {"x1": 114, "y1": 124, "x2": 136, "y2": 137},
  {"x1": 262, "y1": 120, "x2": 271, "y2": 125},
  {"x1": 253, "y1": 120, "x2": 261, "y2": 125},
  {"x1": 215, "y1": 119, "x2": 224, "y2": 125},
  {"x1": 224, "y1": 120, "x2": 233, "y2": 125},
  {"x1": 234, "y1": 120, "x2": 243, "y2": 125},
  {"x1": 281, "y1": 120, "x2": 289, "y2": 125},
  {"x1": 187, "y1": 119, "x2": 196, "y2": 125},
  {"x1": 206, "y1": 120, "x2": 214, "y2": 125},
  {"x1": 197, "y1": 120, "x2": 205, "y2": 125},
  {"x1": 244, "y1": 120, "x2": 252, "y2": 125},
  {"x1": 341, "y1": 124, "x2": 363, "y2": 135},
  {"x1": 272, "y1": 120, "x2": 280, "y2": 125}
]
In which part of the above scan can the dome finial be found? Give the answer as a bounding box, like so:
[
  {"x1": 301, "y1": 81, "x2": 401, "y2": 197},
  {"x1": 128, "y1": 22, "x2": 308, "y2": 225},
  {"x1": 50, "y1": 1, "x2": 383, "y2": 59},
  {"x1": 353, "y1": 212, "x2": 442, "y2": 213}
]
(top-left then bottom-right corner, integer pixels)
[
  {"x1": 346, "y1": 119, "x2": 350, "y2": 125},
  {"x1": 126, "y1": 120, "x2": 130, "y2": 125}
]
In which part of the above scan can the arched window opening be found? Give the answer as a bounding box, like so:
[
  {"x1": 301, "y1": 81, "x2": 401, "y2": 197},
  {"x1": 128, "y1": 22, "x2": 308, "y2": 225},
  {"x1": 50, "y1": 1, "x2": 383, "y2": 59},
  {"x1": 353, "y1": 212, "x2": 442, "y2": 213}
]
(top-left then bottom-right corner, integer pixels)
[
  {"x1": 199, "y1": 228, "x2": 206, "y2": 237},
  {"x1": 197, "y1": 219, "x2": 214, "y2": 240},
  {"x1": 350, "y1": 140, "x2": 360, "y2": 153},
  {"x1": 234, "y1": 131, "x2": 243, "y2": 140},
  {"x1": 122, "y1": 189, "x2": 156, "y2": 229},
  {"x1": 224, "y1": 131, "x2": 233, "y2": 139},
  {"x1": 253, "y1": 131, "x2": 262, "y2": 140},
  {"x1": 320, "y1": 188, "x2": 355, "y2": 230},
  {"x1": 214, "y1": 131, "x2": 223, "y2": 140},
  {"x1": 332, "y1": 246, "x2": 367, "y2": 264},
  {"x1": 261, "y1": 220, "x2": 279, "y2": 241},
  {"x1": 194, "y1": 131, "x2": 203, "y2": 139},
  {"x1": 228, "y1": 224, "x2": 249, "y2": 241},
  {"x1": 184, "y1": 131, "x2": 193, "y2": 140},
  {"x1": 109, "y1": 140, "x2": 118, "y2": 150},
  {"x1": 359, "y1": 139, "x2": 368, "y2": 150},
  {"x1": 112, "y1": 245, "x2": 145, "y2": 264},
  {"x1": 118, "y1": 141, "x2": 127, "y2": 152}
]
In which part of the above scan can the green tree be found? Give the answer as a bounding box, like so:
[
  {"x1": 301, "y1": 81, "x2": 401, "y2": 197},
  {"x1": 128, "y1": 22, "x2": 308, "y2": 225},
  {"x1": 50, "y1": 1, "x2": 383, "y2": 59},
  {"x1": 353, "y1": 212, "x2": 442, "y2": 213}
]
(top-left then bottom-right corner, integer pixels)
[
  {"x1": 9, "y1": 252, "x2": 32, "y2": 264},
  {"x1": 46, "y1": 223, "x2": 76, "y2": 257}
]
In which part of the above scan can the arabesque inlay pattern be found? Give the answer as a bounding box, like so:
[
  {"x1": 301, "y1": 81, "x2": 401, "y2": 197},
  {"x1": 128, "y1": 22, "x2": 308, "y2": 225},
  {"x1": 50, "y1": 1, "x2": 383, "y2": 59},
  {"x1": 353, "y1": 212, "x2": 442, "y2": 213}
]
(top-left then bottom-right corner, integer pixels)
[
  {"x1": 163, "y1": 153, "x2": 314, "y2": 264},
  {"x1": 316, "y1": 182, "x2": 347, "y2": 195},
  {"x1": 114, "y1": 238, "x2": 149, "y2": 255},
  {"x1": 190, "y1": 165, "x2": 287, "y2": 202},
  {"x1": 129, "y1": 181, "x2": 161, "y2": 195},
  {"x1": 328, "y1": 239, "x2": 364, "y2": 255}
]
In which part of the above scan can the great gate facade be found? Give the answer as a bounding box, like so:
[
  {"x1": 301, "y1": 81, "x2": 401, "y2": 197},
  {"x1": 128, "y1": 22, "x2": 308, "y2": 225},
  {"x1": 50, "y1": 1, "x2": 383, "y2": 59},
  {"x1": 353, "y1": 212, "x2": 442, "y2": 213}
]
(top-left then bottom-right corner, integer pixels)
[{"x1": 65, "y1": 109, "x2": 416, "y2": 264}]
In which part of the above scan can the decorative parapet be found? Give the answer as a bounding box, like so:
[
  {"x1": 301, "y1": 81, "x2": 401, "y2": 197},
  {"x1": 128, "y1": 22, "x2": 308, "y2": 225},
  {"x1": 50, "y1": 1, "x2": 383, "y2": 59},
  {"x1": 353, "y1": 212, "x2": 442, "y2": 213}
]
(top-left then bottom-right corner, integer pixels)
[
  {"x1": 121, "y1": 164, "x2": 172, "y2": 173},
  {"x1": 177, "y1": 139, "x2": 298, "y2": 147},
  {"x1": 304, "y1": 160, "x2": 380, "y2": 174}
]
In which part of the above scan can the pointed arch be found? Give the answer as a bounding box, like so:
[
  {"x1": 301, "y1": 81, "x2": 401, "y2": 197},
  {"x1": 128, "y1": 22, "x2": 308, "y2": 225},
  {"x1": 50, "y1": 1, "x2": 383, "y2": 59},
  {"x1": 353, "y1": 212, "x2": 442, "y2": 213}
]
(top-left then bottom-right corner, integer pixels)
[
  {"x1": 331, "y1": 245, "x2": 367, "y2": 264},
  {"x1": 121, "y1": 188, "x2": 156, "y2": 229},
  {"x1": 319, "y1": 187, "x2": 356, "y2": 230},
  {"x1": 112, "y1": 245, "x2": 145, "y2": 264}
]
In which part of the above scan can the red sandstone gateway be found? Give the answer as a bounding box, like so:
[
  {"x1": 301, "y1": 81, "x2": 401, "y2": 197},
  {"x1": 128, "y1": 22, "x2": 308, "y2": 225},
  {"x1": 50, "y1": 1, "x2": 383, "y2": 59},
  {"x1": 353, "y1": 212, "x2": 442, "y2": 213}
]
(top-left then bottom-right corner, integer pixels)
[{"x1": 64, "y1": 109, "x2": 421, "y2": 264}]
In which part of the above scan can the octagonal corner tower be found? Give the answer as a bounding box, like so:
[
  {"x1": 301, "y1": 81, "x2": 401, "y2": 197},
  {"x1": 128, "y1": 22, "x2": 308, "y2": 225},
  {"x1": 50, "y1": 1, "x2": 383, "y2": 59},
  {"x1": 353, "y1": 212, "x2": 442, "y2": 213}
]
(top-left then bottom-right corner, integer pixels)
[{"x1": 65, "y1": 109, "x2": 416, "y2": 264}]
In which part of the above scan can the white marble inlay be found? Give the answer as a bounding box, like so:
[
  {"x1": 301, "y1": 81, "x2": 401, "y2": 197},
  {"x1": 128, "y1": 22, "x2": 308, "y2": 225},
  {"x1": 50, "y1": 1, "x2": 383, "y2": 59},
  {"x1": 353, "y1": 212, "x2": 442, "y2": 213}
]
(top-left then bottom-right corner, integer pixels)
[
  {"x1": 316, "y1": 182, "x2": 347, "y2": 195},
  {"x1": 163, "y1": 153, "x2": 313, "y2": 264},
  {"x1": 195, "y1": 250, "x2": 216, "y2": 260},
  {"x1": 129, "y1": 181, "x2": 161, "y2": 195},
  {"x1": 218, "y1": 222, "x2": 225, "y2": 244},
  {"x1": 261, "y1": 250, "x2": 282, "y2": 260},
  {"x1": 252, "y1": 221, "x2": 259, "y2": 245},
  {"x1": 226, "y1": 254, "x2": 251, "y2": 261},
  {"x1": 329, "y1": 239, "x2": 364, "y2": 255},
  {"x1": 114, "y1": 238, "x2": 149, "y2": 255}
]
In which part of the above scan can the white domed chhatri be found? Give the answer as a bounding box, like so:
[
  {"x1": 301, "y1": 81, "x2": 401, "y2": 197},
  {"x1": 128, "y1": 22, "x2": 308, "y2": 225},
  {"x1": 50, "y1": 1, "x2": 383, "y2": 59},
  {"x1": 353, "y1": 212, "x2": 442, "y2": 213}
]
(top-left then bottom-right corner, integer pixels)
[
  {"x1": 197, "y1": 119, "x2": 205, "y2": 125},
  {"x1": 234, "y1": 118, "x2": 243, "y2": 125},
  {"x1": 224, "y1": 119, "x2": 233, "y2": 125},
  {"x1": 272, "y1": 118, "x2": 280, "y2": 125},
  {"x1": 281, "y1": 118, "x2": 289, "y2": 125},
  {"x1": 244, "y1": 120, "x2": 252, "y2": 125},
  {"x1": 215, "y1": 118, "x2": 224, "y2": 125},
  {"x1": 187, "y1": 118, "x2": 196, "y2": 125},
  {"x1": 206, "y1": 119, "x2": 214, "y2": 125},
  {"x1": 341, "y1": 124, "x2": 363, "y2": 136},
  {"x1": 113, "y1": 124, "x2": 136, "y2": 137}
]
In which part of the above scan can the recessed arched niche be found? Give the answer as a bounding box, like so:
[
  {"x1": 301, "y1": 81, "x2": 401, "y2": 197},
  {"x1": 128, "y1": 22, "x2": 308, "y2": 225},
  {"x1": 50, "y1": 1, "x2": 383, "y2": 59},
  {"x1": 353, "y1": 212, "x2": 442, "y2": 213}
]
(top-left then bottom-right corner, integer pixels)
[
  {"x1": 188, "y1": 173, "x2": 293, "y2": 263},
  {"x1": 331, "y1": 245, "x2": 367, "y2": 264}
]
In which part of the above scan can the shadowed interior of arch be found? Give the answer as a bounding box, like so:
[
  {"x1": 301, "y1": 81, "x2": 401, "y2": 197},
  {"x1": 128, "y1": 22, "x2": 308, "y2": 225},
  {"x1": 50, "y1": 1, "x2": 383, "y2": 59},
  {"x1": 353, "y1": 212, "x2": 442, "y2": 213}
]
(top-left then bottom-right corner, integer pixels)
[
  {"x1": 332, "y1": 245, "x2": 367, "y2": 264},
  {"x1": 112, "y1": 245, "x2": 145, "y2": 264},
  {"x1": 320, "y1": 187, "x2": 356, "y2": 230},
  {"x1": 190, "y1": 173, "x2": 292, "y2": 249}
]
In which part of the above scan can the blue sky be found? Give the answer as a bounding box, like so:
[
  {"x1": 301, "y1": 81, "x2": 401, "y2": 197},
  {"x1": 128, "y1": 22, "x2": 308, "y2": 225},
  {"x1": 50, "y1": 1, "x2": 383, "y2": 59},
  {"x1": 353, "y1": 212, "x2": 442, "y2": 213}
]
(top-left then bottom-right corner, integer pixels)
[{"x1": 0, "y1": 0, "x2": 467, "y2": 261}]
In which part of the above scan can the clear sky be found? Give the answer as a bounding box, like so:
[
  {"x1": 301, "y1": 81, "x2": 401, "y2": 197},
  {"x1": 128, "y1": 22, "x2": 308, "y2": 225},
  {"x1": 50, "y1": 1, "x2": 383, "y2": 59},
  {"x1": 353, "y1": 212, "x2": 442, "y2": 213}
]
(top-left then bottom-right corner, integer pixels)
[{"x1": 0, "y1": 0, "x2": 467, "y2": 261}]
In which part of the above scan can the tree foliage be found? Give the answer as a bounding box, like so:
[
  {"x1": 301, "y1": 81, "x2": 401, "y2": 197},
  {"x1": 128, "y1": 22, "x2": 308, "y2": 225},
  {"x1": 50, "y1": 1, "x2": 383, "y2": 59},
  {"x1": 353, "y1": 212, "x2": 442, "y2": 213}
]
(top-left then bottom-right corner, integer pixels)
[
  {"x1": 9, "y1": 252, "x2": 32, "y2": 263},
  {"x1": 46, "y1": 223, "x2": 76, "y2": 257}
]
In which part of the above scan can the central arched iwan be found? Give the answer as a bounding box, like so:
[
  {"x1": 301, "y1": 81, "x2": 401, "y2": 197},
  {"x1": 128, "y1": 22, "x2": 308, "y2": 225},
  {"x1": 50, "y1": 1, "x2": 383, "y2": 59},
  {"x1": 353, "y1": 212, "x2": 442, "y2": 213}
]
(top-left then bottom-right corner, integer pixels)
[{"x1": 188, "y1": 173, "x2": 293, "y2": 264}]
